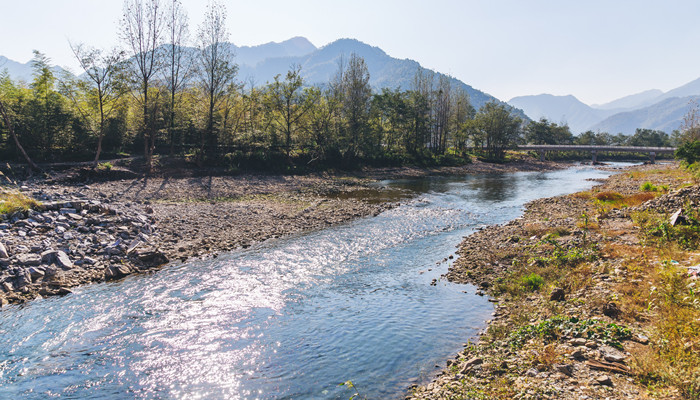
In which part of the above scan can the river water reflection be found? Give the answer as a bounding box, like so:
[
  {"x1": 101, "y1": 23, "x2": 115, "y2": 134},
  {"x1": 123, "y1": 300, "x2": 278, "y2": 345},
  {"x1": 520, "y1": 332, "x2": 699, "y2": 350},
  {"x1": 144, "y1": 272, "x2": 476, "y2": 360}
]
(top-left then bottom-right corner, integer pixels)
[{"x1": 0, "y1": 165, "x2": 624, "y2": 399}]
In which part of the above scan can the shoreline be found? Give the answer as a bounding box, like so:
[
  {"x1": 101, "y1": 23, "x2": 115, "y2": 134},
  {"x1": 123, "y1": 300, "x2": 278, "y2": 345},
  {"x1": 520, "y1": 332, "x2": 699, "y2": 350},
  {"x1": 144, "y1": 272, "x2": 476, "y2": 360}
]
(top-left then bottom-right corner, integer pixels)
[
  {"x1": 408, "y1": 161, "x2": 698, "y2": 399},
  {"x1": 0, "y1": 158, "x2": 564, "y2": 306}
]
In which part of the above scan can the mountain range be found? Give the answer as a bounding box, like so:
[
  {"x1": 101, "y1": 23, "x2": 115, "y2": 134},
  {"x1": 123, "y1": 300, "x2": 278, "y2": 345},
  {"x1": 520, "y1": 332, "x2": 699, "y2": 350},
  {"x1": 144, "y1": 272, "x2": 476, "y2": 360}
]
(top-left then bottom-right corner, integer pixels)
[
  {"x1": 509, "y1": 77, "x2": 700, "y2": 135},
  {"x1": 0, "y1": 37, "x2": 516, "y2": 116}
]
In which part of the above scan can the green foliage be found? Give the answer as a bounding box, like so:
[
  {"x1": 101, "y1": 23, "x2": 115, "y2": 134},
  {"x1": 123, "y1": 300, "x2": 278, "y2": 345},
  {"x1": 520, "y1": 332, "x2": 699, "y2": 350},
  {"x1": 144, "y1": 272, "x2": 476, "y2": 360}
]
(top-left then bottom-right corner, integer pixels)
[
  {"x1": 675, "y1": 140, "x2": 700, "y2": 165},
  {"x1": 525, "y1": 118, "x2": 573, "y2": 145},
  {"x1": 509, "y1": 316, "x2": 632, "y2": 349},
  {"x1": 640, "y1": 181, "x2": 666, "y2": 192},
  {"x1": 96, "y1": 162, "x2": 113, "y2": 171},
  {"x1": 520, "y1": 273, "x2": 545, "y2": 292}
]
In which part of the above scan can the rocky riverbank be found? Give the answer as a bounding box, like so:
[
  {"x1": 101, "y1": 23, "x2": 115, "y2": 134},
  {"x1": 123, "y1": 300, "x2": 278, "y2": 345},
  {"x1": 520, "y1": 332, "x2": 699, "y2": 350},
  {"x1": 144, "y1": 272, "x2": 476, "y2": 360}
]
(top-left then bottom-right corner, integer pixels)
[
  {"x1": 408, "y1": 163, "x2": 700, "y2": 399},
  {"x1": 0, "y1": 157, "x2": 563, "y2": 306}
]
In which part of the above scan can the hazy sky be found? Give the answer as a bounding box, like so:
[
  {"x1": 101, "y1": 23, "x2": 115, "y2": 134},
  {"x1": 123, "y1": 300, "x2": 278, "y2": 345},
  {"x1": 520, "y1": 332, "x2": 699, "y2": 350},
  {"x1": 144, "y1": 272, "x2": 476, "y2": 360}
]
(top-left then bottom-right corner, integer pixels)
[{"x1": 2, "y1": 0, "x2": 700, "y2": 105}]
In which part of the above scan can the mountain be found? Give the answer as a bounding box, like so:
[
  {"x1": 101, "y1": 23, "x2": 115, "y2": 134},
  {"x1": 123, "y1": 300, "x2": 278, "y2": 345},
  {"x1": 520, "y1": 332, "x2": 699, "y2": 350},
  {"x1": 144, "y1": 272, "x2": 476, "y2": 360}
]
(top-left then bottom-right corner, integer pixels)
[
  {"x1": 592, "y1": 89, "x2": 664, "y2": 111},
  {"x1": 1, "y1": 37, "x2": 521, "y2": 116},
  {"x1": 0, "y1": 55, "x2": 68, "y2": 83},
  {"x1": 237, "y1": 38, "x2": 507, "y2": 112},
  {"x1": 234, "y1": 36, "x2": 316, "y2": 67},
  {"x1": 589, "y1": 95, "x2": 699, "y2": 135},
  {"x1": 507, "y1": 94, "x2": 615, "y2": 133}
]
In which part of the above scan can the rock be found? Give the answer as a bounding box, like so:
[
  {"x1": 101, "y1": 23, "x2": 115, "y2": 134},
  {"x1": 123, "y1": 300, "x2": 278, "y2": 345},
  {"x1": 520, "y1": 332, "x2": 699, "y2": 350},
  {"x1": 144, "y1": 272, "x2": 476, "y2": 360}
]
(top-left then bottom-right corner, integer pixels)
[
  {"x1": 669, "y1": 208, "x2": 685, "y2": 226},
  {"x1": 570, "y1": 338, "x2": 587, "y2": 346},
  {"x1": 105, "y1": 265, "x2": 131, "y2": 280},
  {"x1": 595, "y1": 375, "x2": 613, "y2": 387},
  {"x1": 600, "y1": 346, "x2": 627, "y2": 363},
  {"x1": 16, "y1": 254, "x2": 42, "y2": 266},
  {"x1": 134, "y1": 250, "x2": 168, "y2": 267},
  {"x1": 549, "y1": 287, "x2": 566, "y2": 301},
  {"x1": 28, "y1": 267, "x2": 45, "y2": 281},
  {"x1": 55, "y1": 251, "x2": 73, "y2": 269},
  {"x1": 603, "y1": 302, "x2": 621, "y2": 318},
  {"x1": 0, "y1": 242, "x2": 8, "y2": 259},
  {"x1": 632, "y1": 333, "x2": 650, "y2": 345},
  {"x1": 525, "y1": 368, "x2": 538, "y2": 377},
  {"x1": 554, "y1": 363, "x2": 573, "y2": 377},
  {"x1": 2, "y1": 282, "x2": 14, "y2": 292}
]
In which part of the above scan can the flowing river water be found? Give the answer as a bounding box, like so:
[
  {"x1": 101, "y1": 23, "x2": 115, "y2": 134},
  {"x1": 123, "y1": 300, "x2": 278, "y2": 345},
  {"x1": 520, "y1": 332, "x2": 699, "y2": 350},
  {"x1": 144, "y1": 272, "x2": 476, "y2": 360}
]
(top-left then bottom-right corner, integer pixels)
[{"x1": 0, "y1": 165, "x2": 623, "y2": 399}]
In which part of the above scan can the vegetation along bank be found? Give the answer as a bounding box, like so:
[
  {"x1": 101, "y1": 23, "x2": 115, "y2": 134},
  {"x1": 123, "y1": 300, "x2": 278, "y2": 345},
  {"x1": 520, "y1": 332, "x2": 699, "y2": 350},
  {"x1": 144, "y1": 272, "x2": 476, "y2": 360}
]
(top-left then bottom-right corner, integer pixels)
[{"x1": 408, "y1": 162, "x2": 700, "y2": 399}]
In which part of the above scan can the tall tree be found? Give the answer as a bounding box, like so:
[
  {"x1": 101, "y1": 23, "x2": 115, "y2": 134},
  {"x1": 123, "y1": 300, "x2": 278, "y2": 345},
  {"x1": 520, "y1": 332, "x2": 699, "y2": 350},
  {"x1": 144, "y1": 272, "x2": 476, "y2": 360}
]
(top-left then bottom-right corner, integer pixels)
[
  {"x1": 342, "y1": 53, "x2": 372, "y2": 158},
  {"x1": 120, "y1": 0, "x2": 164, "y2": 172},
  {"x1": 196, "y1": 0, "x2": 237, "y2": 161},
  {"x1": 65, "y1": 44, "x2": 125, "y2": 164},
  {"x1": 265, "y1": 65, "x2": 316, "y2": 159},
  {"x1": 162, "y1": 0, "x2": 191, "y2": 155}
]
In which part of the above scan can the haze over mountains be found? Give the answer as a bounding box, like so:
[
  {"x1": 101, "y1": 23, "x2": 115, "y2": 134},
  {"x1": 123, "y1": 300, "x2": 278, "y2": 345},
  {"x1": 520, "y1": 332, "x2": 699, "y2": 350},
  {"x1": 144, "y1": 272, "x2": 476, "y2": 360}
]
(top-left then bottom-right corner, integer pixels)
[
  {"x1": 509, "y1": 78, "x2": 700, "y2": 135},
  {"x1": 0, "y1": 36, "x2": 516, "y2": 115}
]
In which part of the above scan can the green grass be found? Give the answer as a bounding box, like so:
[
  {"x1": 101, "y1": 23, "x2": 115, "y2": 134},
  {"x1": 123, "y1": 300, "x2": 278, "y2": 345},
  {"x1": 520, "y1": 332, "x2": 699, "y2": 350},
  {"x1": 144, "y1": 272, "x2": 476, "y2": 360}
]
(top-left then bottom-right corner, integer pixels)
[{"x1": 0, "y1": 190, "x2": 41, "y2": 215}]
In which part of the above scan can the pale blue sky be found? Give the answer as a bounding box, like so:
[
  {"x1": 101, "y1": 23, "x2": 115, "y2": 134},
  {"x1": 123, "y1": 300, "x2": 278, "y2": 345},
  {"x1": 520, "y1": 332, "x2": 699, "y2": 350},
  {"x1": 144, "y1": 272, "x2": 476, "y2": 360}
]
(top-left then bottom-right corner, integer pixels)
[{"x1": 1, "y1": 0, "x2": 699, "y2": 105}]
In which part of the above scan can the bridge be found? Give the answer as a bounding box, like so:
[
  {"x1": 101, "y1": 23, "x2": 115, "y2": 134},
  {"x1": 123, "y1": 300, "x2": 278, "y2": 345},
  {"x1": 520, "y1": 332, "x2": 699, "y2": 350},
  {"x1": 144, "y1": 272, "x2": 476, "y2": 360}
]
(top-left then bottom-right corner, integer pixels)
[{"x1": 518, "y1": 145, "x2": 677, "y2": 163}]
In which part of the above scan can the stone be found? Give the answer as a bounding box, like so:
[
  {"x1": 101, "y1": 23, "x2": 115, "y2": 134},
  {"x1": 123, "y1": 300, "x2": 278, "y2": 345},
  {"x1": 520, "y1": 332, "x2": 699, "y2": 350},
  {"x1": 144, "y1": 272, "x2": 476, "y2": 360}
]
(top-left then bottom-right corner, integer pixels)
[
  {"x1": 570, "y1": 338, "x2": 587, "y2": 346},
  {"x1": 550, "y1": 287, "x2": 566, "y2": 301},
  {"x1": 105, "y1": 265, "x2": 131, "y2": 280},
  {"x1": 16, "y1": 254, "x2": 42, "y2": 266},
  {"x1": 554, "y1": 363, "x2": 573, "y2": 377},
  {"x1": 0, "y1": 242, "x2": 8, "y2": 259},
  {"x1": 525, "y1": 368, "x2": 538, "y2": 377},
  {"x1": 602, "y1": 302, "x2": 621, "y2": 318},
  {"x1": 55, "y1": 251, "x2": 73, "y2": 269},
  {"x1": 595, "y1": 375, "x2": 613, "y2": 387},
  {"x1": 632, "y1": 334, "x2": 650, "y2": 345},
  {"x1": 2, "y1": 282, "x2": 14, "y2": 292},
  {"x1": 28, "y1": 267, "x2": 45, "y2": 281}
]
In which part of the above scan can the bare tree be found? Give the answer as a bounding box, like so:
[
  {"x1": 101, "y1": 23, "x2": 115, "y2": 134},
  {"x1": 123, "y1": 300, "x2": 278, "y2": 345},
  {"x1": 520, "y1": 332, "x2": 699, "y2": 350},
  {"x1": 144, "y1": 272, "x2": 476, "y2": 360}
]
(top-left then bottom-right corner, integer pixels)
[
  {"x1": 65, "y1": 44, "x2": 125, "y2": 165},
  {"x1": 161, "y1": 0, "x2": 191, "y2": 155},
  {"x1": 120, "y1": 0, "x2": 164, "y2": 172},
  {"x1": 197, "y1": 0, "x2": 237, "y2": 161}
]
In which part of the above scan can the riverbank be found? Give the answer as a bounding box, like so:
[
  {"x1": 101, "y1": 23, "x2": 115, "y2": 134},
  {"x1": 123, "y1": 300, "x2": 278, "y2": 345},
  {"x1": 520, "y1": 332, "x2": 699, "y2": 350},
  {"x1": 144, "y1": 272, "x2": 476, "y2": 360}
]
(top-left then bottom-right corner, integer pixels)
[
  {"x1": 408, "y1": 162, "x2": 700, "y2": 399},
  {"x1": 0, "y1": 157, "x2": 562, "y2": 306}
]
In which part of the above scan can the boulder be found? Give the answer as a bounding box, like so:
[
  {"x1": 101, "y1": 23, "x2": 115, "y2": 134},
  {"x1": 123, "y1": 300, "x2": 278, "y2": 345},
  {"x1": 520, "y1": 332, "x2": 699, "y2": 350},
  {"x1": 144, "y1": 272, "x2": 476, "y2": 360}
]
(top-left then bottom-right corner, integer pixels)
[
  {"x1": 105, "y1": 265, "x2": 131, "y2": 280},
  {"x1": 55, "y1": 251, "x2": 73, "y2": 269},
  {"x1": 549, "y1": 287, "x2": 566, "y2": 301}
]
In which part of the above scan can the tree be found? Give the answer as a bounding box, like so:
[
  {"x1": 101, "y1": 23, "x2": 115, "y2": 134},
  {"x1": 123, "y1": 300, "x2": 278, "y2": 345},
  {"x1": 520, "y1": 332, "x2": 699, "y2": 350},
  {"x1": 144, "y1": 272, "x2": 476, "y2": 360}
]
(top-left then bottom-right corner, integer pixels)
[
  {"x1": 525, "y1": 118, "x2": 573, "y2": 145},
  {"x1": 342, "y1": 53, "x2": 372, "y2": 157},
  {"x1": 161, "y1": 0, "x2": 192, "y2": 155},
  {"x1": 628, "y1": 128, "x2": 670, "y2": 147},
  {"x1": 120, "y1": 0, "x2": 164, "y2": 171},
  {"x1": 264, "y1": 65, "x2": 316, "y2": 159},
  {"x1": 473, "y1": 101, "x2": 522, "y2": 160},
  {"x1": 0, "y1": 73, "x2": 39, "y2": 171},
  {"x1": 449, "y1": 88, "x2": 474, "y2": 152},
  {"x1": 196, "y1": 0, "x2": 237, "y2": 162},
  {"x1": 65, "y1": 44, "x2": 125, "y2": 164},
  {"x1": 679, "y1": 99, "x2": 700, "y2": 143}
]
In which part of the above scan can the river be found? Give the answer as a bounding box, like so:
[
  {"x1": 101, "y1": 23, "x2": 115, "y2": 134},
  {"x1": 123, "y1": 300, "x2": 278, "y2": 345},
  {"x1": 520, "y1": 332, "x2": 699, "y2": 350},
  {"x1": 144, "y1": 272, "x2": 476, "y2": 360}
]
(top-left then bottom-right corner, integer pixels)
[{"x1": 0, "y1": 165, "x2": 623, "y2": 399}]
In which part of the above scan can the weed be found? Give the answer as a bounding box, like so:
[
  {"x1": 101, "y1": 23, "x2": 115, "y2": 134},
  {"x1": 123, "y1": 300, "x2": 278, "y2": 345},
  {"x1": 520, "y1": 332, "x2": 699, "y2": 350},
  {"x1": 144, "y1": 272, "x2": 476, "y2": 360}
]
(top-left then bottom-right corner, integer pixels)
[
  {"x1": 509, "y1": 316, "x2": 631, "y2": 349},
  {"x1": 96, "y1": 161, "x2": 113, "y2": 171}
]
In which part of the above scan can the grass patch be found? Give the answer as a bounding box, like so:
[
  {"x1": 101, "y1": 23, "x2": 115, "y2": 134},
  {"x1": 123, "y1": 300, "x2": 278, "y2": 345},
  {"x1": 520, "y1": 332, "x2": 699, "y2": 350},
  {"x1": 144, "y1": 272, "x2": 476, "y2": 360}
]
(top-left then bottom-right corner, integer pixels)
[
  {"x1": 0, "y1": 190, "x2": 40, "y2": 215},
  {"x1": 509, "y1": 316, "x2": 632, "y2": 349}
]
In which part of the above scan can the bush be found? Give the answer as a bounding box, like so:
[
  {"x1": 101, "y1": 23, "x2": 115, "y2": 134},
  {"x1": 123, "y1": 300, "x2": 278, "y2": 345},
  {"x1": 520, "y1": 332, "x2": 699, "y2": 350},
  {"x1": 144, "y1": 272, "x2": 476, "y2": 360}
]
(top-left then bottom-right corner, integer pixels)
[
  {"x1": 520, "y1": 273, "x2": 545, "y2": 292},
  {"x1": 675, "y1": 140, "x2": 700, "y2": 165},
  {"x1": 641, "y1": 181, "x2": 658, "y2": 192}
]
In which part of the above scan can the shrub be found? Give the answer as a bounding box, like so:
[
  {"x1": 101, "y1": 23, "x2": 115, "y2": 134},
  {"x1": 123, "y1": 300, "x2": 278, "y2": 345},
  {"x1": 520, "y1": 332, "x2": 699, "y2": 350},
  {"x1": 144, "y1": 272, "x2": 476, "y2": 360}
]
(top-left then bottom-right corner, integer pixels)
[
  {"x1": 521, "y1": 273, "x2": 545, "y2": 292},
  {"x1": 96, "y1": 162, "x2": 113, "y2": 171},
  {"x1": 641, "y1": 181, "x2": 658, "y2": 192}
]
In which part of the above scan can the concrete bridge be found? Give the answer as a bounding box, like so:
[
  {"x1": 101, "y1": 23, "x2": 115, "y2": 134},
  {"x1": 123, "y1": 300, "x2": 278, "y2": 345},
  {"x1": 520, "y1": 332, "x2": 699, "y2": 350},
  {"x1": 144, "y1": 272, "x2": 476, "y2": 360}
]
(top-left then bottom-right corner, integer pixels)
[{"x1": 518, "y1": 145, "x2": 677, "y2": 163}]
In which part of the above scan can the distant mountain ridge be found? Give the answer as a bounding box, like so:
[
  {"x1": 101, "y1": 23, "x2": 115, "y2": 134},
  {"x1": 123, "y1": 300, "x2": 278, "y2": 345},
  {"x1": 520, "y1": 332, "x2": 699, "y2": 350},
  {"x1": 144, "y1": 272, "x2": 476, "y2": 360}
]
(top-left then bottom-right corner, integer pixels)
[
  {"x1": 1, "y1": 37, "x2": 522, "y2": 117},
  {"x1": 236, "y1": 38, "x2": 508, "y2": 112},
  {"x1": 509, "y1": 79, "x2": 700, "y2": 135}
]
